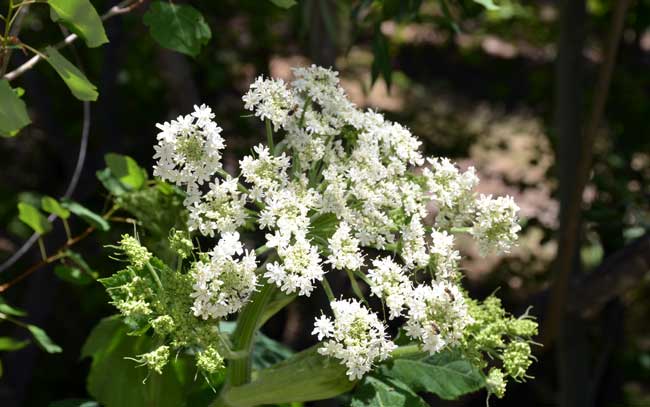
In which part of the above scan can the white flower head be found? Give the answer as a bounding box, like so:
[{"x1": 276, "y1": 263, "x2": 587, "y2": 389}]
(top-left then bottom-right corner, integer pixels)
[
  {"x1": 367, "y1": 257, "x2": 412, "y2": 319},
  {"x1": 187, "y1": 177, "x2": 248, "y2": 237},
  {"x1": 313, "y1": 299, "x2": 396, "y2": 380},
  {"x1": 471, "y1": 195, "x2": 521, "y2": 256},
  {"x1": 327, "y1": 222, "x2": 364, "y2": 271},
  {"x1": 404, "y1": 281, "x2": 472, "y2": 354},
  {"x1": 239, "y1": 144, "x2": 291, "y2": 199},
  {"x1": 242, "y1": 76, "x2": 297, "y2": 130},
  {"x1": 153, "y1": 104, "x2": 224, "y2": 203},
  {"x1": 400, "y1": 217, "x2": 430, "y2": 268},
  {"x1": 423, "y1": 158, "x2": 479, "y2": 227},
  {"x1": 190, "y1": 232, "x2": 258, "y2": 319},
  {"x1": 264, "y1": 236, "x2": 324, "y2": 296}
]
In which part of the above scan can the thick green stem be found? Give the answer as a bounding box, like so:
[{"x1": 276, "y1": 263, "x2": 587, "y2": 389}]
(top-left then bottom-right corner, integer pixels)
[{"x1": 225, "y1": 282, "x2": 276, "y2": 387}]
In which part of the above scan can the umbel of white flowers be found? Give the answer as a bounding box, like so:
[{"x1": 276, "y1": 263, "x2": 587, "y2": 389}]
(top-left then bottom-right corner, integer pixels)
[{"x1": 150, "y1": 65, "x2": 522, "y2": 381}]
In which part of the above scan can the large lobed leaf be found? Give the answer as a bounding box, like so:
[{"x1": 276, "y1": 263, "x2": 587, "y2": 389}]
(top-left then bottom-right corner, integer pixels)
[
  {"x1": 381, "y1": 350, "x2": 485, "y2": 400},
  {"x1": 351, "y1": 375, "x2": 428, "y2": 407},
  {"x1": 0, "y1": 80, "x2": 31, "y2": 137},
  {"x1": 81, "y1": 316, "x2": 191, "y2": 407},
  {"x1": 143, "y1": 1, "x2": 211, "y2": 57}
]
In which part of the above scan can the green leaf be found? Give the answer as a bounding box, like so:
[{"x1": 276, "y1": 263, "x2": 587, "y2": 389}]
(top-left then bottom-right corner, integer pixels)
[
  {"x1": 0, "y1": 79, "x2": 31, "y2": 137},
  {"x1": 351, "y1": 375, "x2": 428, "y2": 407},
  {"x1": 43, "y1": 47, "x2": 98, "y2": 101},
  {"x1": 82, "y1": 316, "x2": 190, "y2": 407},
  {"x1": 54, "y1": 265, "x2": 95, "y2": 285},
  {"x1": 47, "y1": 0, "x2": 108, "y2": 47},
  {"x1": 41, "y1": 196, "x2": 71, "y2": 219},
  {"x1": 472, "y1": 0, "x2": 499, "y2": 11},
  {"x1": 381, "y1": 351, "x2": 485, "y2": 400},
  {"x1": 96, "y1": 168, "x2": 128, "y2": 196},
  {"x1": 27, "y1": 324, "x2": 62, "y2": 353},
  {"x1": 104, "y1": 153, "x2": 147, "y2": 190},
  {"x1": 0, "y1": 298, "x2": 27, "y2": 317},
  {"x1": 143, "y1": 1, "x2": 212, "y2": 57},
  {"x1": 61, "y1": 199, "x2": 109, "y2": 231},
  {"x1": 18, "y1": 202, "x2": 52, "y2": 234},
  {"x1": 48, "y1": 399, "x2": 99, "y2": 407},
  {"x1": 0, "y1": 337, "x2": 30, "y2": 351},
  {"x1": 269, "y1": 0, "x2": 297, "y2": 8}
]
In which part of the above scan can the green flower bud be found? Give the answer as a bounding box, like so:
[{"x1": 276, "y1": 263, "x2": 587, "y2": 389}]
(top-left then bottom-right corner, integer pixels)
[
  {"x1": 486, "y1": 368, "x2": 507, "y2": 398},
  {"x1": 139, "y1": 345, "x2": 170, "y2": 374},
  {"x1": 503, "y1": 341, "x2": 532, "y2": 380},
  {"x1": 119, "y1": 235, "x2": 152, "y2": 269},
  {"x1": 169, "y1": 229, "x2": 193, "y2": 259},
  {"x1": 151, "y1": 315, "x2": 175, "y2": 335},
  {"x1": 196, "y1": 346, "x2": 225, "y2": 374}
]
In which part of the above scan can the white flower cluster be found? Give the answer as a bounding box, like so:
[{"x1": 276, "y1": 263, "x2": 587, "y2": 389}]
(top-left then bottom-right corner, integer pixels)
[
  {"x1": 403, "y1": 281, "x2": 472, "y2": 354},
  {"x1": 190, "y1": 232, "x2": 257, "y2": 319},
  {"x1": 327, "y1": 222, "x2": 364, "y2": 271},
  {"x1": 312, "y1": 299, "x2": 396, "y2": 380},
  {"x1": 153, "y1": 104, "x2": 225, "y2": 204},
  {"x1": 148, "y1": 65, "x2": 524, "y2": 381}
]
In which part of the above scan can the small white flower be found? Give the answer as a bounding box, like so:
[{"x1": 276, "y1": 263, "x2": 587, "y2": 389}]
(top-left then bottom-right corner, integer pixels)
[
  {"x1": 400, "y1": 217, "x2": 430, "y2": 268},
  {"x1": 187, "y1": 177, "x2": 248, "y2": 237},
  {"x1": 313, "y1": 299, "x2": 396, "y2": 380},
  {"x1": 429, "y1": 229, "x2": 461, "y2": 281},
  {"x1": 264, "y1": 236, "x2": 324, "y2": 296}
]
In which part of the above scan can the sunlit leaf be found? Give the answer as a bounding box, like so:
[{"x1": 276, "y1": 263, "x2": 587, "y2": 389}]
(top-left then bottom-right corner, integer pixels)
[
  {"x1": 41, "y1": 196, "x2": 71, "y2": 219},
  {"x1": 0, "y1": 337, "x2": 30, "y2": 351},
  {"x1": 472, "y1": 0, "x2": 499, "y2": 11},
  {"x1": 61, "y1": 199, "x2": 110, "y2": 231},
  {"x1": 18, "y1": 202, "x2": 52, "y2": 235},
  {"x1": 143, "y1": 1, "x2": 211, "y2": 57},
  {"x1": 47, "y1": 0, "x2": 108, "y2": 47},
  {"x1": 0, "y1": 80, "x2": 31, "y2": 137},
  {"x1": 0, "y1": 298, "x2": 27, "y2": 317},
  {"x1": 44, "y1": 47, "x2": 98, "y2": 101},
  {"x1": 27, "y1": 324, "x2": 62, "y2": 353},
  {"x1": 269, "y1": 0, "x2": 297, "y2": 9},
  {"x1": 104, "y1": 153, "x2": 147, "y2": 190}
]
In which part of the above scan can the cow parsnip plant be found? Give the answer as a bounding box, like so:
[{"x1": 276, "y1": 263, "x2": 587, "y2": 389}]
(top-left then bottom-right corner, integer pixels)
[{"x1": 97, "y1": 66, "x2": 536, "y2": 406}]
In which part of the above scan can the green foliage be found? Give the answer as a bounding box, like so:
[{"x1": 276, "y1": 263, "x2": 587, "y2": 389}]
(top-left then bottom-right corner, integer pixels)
[
  {"x1": 0, "y1": 80, "x2": 31, "y2": 137},
  {"x1": 43, "y1": 47, "x2": 98, "y2": 101},
  {"x1": 270, "y1": 0, "x2": 297, "y2": 9},
  {"x1": 104, "y1": 153, "x2": 147, "y2": 191},
  {"x1": 81, "y1": 316, "x2": 193, "y2": 407},
  {"x1": 47, "y1": 0, "x2": 109, "y2": 48},
  {"x1": 54, "y1": 265, "x2": 95, "y2": 285},
  {"x1": 472, "y1": 0, "x2": 499, "y2": 11},
  {"x1": 115, "y1": 184, "x2": 186, "y2": 240},
  {"x1": 0, "y1": 298, "x2": 27, "y2": 317},
  {"x1": 220, "y1": 321, "x2": 294, "y2": 370},
  {"x1": 143, "y1": 1, "x2": 212, "y2": 57},
  {"x1": 380, "y1": 350, "x2": 485, "y2": 400},
  {"x1": 96, "y1": 168, "x2": 128, "y2": 196},
  {"x1": 61, "y1": 199, "x2": 110, "y2": 231},
  {"x1": 18, "y1": 202, "x2": 52, "y2": 235},
  {"x1": 41, "y1": 196, "x2": 71, "y2": 219},
  {"x1": 48, "y1": 399, "x2": 99, "y2": 407},
  {"x1": 350, "y1": 374, "x2": 428, "y2": 407},
  {"x1": 0, "y1": 337, "x2": 30, "y2": 351},
  {"x1": 27, "y1": 324, "x2": 62, "y2": 353}
]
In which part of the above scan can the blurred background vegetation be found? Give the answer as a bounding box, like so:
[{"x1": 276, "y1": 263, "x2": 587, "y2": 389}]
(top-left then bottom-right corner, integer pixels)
[{"x1": 1, "y1": 0, "x2": 650, "y2": 406}]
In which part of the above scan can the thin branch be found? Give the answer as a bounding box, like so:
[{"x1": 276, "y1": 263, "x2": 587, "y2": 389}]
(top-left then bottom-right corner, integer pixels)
[
  {"x1": 3, "y1": 0, "x2": 145, "y2": 81},
  {"x1": 0, "y1": 225, "x2": 95, "y2": 293},
  {"x1": 541, "y1": 0, "x2": 631, "y2": 346}
]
